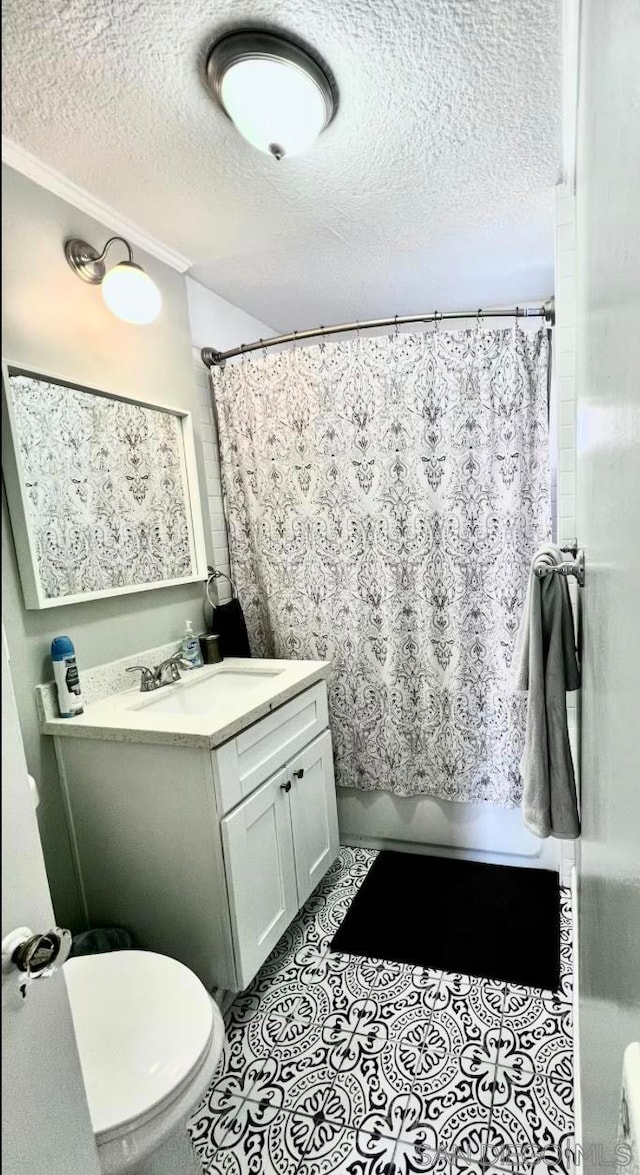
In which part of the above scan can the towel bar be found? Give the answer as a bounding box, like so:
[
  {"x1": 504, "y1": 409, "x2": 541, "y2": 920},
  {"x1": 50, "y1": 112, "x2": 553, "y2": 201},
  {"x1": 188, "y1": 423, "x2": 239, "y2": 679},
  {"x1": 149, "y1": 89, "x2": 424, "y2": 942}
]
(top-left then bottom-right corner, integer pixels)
[{"x1": 534, "y1": 549, "x2": 585, "y2": 586}]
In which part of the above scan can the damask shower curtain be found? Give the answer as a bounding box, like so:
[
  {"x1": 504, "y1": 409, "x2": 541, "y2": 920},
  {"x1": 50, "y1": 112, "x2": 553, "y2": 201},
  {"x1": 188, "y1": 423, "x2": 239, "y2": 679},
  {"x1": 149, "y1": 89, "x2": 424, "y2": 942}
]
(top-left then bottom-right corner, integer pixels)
[{"x1": 212, "y1": 326, "x2": 550, "y2": 806}]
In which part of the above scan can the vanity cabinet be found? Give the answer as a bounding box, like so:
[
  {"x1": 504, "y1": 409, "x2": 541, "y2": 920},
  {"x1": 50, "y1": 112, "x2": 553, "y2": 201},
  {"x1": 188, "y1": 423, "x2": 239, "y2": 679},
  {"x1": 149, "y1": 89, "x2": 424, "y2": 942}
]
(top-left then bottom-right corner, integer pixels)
[
  {"x1": 223, "y1": 730, "x2": 336, "y2": 988},
  {"x1": 54, "y1": 680, "x2": 338, "y2": 993}
]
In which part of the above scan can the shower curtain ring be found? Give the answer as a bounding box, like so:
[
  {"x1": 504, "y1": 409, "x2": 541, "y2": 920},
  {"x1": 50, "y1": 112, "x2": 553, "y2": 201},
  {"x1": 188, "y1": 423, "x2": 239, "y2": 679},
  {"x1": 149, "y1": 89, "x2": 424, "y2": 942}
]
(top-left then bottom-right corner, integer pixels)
[
  {"x1": 433, "y1": 310, "x2": 440, "y2": 331},
  {"x1": 393, "y1": 315, "x2": 399, "y2": 340},
  {"x1": 319, "y1": 327, "x2": 326, "y2": 354},
  {"x1": 476, "y1": 308, "x2": 482, "y2": 332},
  {"x1": 260, "y1": 337, "x2": 267, "y2": 359}
]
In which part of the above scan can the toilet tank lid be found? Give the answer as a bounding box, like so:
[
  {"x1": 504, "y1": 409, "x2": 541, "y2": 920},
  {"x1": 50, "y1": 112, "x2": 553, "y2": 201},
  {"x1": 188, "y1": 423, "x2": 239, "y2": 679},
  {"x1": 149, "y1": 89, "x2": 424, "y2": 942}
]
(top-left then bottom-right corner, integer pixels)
[{"x1": 64, "y1": 950, "x2": 214, "y2": 1136}]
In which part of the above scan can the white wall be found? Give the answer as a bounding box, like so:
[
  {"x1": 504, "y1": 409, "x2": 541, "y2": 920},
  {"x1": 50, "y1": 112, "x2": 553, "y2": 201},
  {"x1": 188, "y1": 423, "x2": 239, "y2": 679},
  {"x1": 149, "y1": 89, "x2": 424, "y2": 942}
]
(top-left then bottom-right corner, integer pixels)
[
  {"x1": 574, "y1": 0, "x2": 640, "y2": 1162},
  {"x1": 1, "y1": 165, "x2": 210, "y2": 929},
  {"x1": 186, "y1": 277, "x2": 274, "y2": 353}
]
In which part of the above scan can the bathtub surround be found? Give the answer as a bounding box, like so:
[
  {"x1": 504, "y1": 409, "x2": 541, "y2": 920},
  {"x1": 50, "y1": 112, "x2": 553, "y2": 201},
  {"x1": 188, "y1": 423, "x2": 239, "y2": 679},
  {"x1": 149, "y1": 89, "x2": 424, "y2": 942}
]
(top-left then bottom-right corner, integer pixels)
[
  {"x1": 336, "y1": 791, "x2": 560, "y2": 869},
  {"x1": 214, "y1": 325, "x2": 551, "y2": 806},
  {"x1": 187, "y1": 278, "x2": 275, "y2": 611}
]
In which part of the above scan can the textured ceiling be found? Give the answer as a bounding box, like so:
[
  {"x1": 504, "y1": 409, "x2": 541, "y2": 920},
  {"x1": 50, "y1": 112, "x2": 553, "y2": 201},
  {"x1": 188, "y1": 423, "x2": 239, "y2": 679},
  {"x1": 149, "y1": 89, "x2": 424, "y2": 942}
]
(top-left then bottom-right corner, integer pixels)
[{"x1": 2, "y1": 0, "x2": 562, "y2": 333}]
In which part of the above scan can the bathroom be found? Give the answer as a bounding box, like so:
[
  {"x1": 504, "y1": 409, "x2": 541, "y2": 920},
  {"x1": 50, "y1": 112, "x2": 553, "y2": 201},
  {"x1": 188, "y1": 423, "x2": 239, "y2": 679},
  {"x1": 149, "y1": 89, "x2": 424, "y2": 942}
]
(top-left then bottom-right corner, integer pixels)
[{"x1": 1, "y1": 0, "x2": 638, "y2": 1173}]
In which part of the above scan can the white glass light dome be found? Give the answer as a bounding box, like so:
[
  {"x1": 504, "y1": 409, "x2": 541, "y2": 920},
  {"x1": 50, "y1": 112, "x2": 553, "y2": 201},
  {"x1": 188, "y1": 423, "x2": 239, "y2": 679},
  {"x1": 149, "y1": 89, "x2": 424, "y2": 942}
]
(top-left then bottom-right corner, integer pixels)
[
  {"x1": 207, "y1": 33, "x2": 335, "y2": 161},
  {"x1": 101, "y1": 262, "x2": 162, "y2": 325}
]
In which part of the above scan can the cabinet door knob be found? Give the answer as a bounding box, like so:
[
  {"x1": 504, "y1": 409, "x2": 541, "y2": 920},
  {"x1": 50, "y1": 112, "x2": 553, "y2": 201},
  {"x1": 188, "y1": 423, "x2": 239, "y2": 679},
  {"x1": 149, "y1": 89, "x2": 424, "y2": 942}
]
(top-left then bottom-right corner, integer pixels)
[
  {"x1": 280, "y1": 780, "x2": 292, "y2": 793},
  {"x1": 292, "y1": 769, "x2": 304, "y2": 779}
]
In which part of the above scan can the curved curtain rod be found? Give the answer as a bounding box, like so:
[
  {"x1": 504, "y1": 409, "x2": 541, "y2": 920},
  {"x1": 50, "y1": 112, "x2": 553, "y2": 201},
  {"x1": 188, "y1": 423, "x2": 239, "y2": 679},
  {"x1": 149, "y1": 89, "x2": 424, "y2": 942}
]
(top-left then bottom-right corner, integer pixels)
[{"x1": 201, "y1": 299, "x2": 555, "y2": 368}]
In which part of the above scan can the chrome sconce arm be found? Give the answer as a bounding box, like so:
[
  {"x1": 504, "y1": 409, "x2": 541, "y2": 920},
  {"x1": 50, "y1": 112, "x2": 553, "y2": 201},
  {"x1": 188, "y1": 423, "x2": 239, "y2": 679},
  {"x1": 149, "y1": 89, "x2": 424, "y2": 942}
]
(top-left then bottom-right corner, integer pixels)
[{"x1": 64, "y1": 235, "x2": 134, "y2": 285}]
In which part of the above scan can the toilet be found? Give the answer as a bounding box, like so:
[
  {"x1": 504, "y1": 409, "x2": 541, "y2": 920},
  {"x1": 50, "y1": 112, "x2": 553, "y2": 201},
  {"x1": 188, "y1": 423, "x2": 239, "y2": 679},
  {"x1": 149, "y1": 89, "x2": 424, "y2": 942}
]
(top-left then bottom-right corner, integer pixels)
[{"x1": 64, "y1": 950, "x2": 226, "y2": 1174}]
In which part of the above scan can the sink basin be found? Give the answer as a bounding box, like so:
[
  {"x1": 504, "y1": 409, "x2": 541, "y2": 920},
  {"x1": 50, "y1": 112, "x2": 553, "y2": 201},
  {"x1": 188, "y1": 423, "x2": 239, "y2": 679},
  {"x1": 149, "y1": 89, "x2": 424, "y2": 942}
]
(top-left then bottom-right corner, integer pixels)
[{"x1": 131, "y1": 667, "x2": 282, "y2": 717}]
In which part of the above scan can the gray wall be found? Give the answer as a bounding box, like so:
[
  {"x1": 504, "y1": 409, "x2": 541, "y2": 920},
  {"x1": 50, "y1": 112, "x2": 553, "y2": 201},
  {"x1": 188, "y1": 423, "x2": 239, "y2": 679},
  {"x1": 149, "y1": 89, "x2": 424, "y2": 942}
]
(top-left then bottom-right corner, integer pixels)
[
  {"x1": 574, "y1": 0, "x2": 640, "y2": 1159},
  {"x1": 1, "y1": 165, "x2": 207, "y2": 930}
]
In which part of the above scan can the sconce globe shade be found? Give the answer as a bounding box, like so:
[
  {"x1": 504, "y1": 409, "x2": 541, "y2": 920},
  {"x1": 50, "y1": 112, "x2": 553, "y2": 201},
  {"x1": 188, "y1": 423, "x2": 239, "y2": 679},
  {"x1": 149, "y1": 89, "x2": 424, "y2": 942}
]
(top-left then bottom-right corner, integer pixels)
[
  {"x1": 207, "y1": 33, "x2": 335, "y2": 160},
  {"x1": 101, "y1": 262, "x2": 162, "y2": 325}
]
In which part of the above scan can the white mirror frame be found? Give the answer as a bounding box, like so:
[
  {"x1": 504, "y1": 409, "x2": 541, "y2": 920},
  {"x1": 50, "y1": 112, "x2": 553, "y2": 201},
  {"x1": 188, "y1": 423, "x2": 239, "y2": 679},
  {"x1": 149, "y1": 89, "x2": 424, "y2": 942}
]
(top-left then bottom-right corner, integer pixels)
[{"x1": 2, "y1": 361, "x2": 208, "y2": 609}]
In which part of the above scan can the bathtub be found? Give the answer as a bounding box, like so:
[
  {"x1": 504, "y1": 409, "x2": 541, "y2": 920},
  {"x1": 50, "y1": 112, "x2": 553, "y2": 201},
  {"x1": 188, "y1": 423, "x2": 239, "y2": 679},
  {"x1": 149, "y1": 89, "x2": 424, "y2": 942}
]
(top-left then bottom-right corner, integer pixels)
[{"x1": 337, "y1": 788, "x2": 561, "y2": 872}]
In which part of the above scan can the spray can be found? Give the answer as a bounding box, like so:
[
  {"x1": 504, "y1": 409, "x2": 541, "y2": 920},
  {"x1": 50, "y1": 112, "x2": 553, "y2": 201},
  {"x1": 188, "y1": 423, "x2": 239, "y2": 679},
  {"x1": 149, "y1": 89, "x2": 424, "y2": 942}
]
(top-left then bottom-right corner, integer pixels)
[{"x1": 51, "y1": 636, "x2": 84, "y2": 718}]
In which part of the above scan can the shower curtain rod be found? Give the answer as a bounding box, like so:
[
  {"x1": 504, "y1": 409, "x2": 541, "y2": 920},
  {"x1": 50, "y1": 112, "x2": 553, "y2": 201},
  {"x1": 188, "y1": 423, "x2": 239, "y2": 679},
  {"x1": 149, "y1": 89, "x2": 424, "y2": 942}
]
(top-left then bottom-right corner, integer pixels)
[{"x1": 201, "y1": 298, "x2": 555, "y2": 368}]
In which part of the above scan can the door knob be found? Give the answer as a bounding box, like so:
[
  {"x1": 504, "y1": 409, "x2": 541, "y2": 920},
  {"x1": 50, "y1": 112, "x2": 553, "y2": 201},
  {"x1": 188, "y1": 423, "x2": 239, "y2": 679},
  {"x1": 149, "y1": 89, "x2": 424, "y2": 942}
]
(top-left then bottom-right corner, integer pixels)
[
  {"x1": 280, "y1": 780, "x2": 292, "y2": 793},
  {"x1": 292, "y1": 769, "x2": 304, "y2": 779},
  {"x1": 2, "y1": 926, "x2": 72, "y2": 999}
]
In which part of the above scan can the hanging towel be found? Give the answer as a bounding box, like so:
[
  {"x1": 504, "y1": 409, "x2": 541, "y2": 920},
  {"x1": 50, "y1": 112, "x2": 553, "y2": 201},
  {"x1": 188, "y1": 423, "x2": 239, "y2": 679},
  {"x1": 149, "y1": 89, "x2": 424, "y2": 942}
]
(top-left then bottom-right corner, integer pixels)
[
  {"x1": 204, "y1": 567, "x2": 252, "y2": 658},
  {"x1": 514, "y1": 544, "x2": 581, "y2": 839},
  {"x1": 210, "y1": 598, "x2": 252, "y2": 658}
]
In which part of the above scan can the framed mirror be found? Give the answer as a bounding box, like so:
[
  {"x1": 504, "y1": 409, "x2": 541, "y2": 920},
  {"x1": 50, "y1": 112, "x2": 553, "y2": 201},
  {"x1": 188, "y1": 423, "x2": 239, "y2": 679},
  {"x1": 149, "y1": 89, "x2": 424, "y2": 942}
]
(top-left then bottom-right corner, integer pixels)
[{"x1": 2, "y1": 363, "x2": 208, "y2": 609}]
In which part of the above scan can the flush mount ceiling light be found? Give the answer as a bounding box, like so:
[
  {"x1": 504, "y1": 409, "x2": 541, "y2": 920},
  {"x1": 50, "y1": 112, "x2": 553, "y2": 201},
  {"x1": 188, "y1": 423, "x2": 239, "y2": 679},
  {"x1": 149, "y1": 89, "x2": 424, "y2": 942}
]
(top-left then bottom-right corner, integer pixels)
[
  {"x1": 206, "y1": 31, "x2": 336, "y2": 160},
  {"x1": 64, "y1": 236, "x2": 162, "y2": 325}
]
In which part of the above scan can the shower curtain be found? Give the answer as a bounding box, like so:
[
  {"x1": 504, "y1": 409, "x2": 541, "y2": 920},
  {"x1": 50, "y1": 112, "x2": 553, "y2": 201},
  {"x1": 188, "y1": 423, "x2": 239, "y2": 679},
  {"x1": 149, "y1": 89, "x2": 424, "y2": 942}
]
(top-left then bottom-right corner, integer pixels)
[{"x1": 212, "y1": 326, "x2": 550, "y2": 806}]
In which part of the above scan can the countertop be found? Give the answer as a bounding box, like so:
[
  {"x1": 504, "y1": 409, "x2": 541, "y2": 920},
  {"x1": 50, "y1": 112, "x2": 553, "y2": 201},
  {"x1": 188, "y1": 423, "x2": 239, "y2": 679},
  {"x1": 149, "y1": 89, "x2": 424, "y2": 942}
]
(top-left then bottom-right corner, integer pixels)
[{"x1": 40, "y1": 658, "x2": 331, "y2": 750}]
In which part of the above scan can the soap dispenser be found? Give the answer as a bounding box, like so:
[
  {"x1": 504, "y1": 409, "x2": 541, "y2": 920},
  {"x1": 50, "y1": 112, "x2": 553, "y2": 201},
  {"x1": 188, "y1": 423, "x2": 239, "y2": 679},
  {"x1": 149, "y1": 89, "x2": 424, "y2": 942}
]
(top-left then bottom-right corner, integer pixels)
[{"x1": 181, "y1": 620, "x2": 204, "y2": 669}]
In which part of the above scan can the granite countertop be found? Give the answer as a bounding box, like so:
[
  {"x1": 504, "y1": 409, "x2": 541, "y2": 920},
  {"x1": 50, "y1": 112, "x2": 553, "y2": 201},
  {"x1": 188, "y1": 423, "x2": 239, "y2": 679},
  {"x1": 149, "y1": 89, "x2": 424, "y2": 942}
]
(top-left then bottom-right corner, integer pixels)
[{"x1": 38, "y1": 657, "x2": 331, "y2": 750}]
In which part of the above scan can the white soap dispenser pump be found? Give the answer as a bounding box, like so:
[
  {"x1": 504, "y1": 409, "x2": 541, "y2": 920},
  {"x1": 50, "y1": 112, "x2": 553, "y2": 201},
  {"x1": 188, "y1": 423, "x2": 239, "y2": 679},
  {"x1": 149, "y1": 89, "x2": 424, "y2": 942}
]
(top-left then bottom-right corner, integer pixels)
[{"x1": 181, "y1": 620, "x2": 203, "y2": 668}]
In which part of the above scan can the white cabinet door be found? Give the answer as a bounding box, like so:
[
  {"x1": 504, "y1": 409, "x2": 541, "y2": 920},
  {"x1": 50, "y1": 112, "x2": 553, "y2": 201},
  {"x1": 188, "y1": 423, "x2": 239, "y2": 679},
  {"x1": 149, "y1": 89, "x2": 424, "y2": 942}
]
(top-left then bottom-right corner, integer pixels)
[
  {"x1": 222, "y1": 766, "x2": 298, "y2": 988},
  {"x1": 288, "y1": 730, "x2": 339, "y2": 907}
]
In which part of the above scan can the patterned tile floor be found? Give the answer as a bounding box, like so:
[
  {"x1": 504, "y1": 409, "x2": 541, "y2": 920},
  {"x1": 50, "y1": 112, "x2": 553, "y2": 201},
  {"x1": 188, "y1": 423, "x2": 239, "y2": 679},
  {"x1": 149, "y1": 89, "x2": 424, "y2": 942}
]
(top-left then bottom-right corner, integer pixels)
[{"x1": 189, "y1": 847, "x2": 574, "y2": 1175}]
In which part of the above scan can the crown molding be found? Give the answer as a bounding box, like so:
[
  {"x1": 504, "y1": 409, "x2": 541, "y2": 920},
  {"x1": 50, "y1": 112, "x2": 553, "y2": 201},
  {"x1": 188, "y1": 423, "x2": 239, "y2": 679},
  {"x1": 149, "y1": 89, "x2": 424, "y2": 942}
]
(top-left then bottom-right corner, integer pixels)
[{"x1": 2, "y1": 137, "x2": 193, "y2": 273}]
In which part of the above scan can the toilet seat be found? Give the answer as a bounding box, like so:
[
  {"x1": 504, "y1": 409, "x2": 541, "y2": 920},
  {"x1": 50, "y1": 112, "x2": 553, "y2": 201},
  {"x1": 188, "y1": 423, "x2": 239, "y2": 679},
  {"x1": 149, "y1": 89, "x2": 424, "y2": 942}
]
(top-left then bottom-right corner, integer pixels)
[{"x1": 65, "y1": 950, "x2": 218, "y2": 1145}]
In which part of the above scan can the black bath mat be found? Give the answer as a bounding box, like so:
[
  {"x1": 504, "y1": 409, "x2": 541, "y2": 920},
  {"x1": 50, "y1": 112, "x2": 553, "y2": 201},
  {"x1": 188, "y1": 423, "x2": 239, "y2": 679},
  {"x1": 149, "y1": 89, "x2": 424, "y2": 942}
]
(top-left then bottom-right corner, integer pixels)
[{"x1": 330, "y1": 850, "x2": 560, "y2": 991}]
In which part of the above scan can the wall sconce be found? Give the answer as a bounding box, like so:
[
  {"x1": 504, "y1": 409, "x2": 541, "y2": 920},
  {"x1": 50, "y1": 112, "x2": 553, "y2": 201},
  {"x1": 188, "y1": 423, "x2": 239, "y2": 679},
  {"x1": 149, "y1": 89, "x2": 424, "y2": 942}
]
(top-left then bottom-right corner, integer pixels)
[{"x1": 64, "y1": 236, "x2": 162, "y2": 325}]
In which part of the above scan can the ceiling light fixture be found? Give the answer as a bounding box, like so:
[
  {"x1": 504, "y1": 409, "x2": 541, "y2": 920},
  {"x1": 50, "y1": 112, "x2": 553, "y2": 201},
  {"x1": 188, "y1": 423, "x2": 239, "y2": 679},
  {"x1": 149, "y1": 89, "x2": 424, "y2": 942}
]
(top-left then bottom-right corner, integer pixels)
[
  {"x1": 206, "y1": 31, "x2": 336, "y2": 161},
  {"x1": 64, "y1": 236, "x2": 162, "y2": 325}
]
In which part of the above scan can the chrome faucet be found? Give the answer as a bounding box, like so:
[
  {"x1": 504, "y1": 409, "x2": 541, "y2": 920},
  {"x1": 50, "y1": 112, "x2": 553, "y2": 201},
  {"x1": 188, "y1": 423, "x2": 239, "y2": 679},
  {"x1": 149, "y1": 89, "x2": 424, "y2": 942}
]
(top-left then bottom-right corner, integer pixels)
[
  {"x1": 153, "y1": 653, "x2": 192, "y2": 687},
  {"x1": 126, "y1": 665, "x2": 156, "y2": 692},
  {"x1": 126, "y1": 653, "x2": 192, "y2": 692}
]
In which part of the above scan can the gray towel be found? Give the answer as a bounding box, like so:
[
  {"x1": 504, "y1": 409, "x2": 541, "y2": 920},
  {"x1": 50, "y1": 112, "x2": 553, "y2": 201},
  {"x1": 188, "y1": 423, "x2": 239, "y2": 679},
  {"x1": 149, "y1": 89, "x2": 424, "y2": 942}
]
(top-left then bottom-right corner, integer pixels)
[{"x1": 514, "y1": 544, "x2": 581, "y2": 839}]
